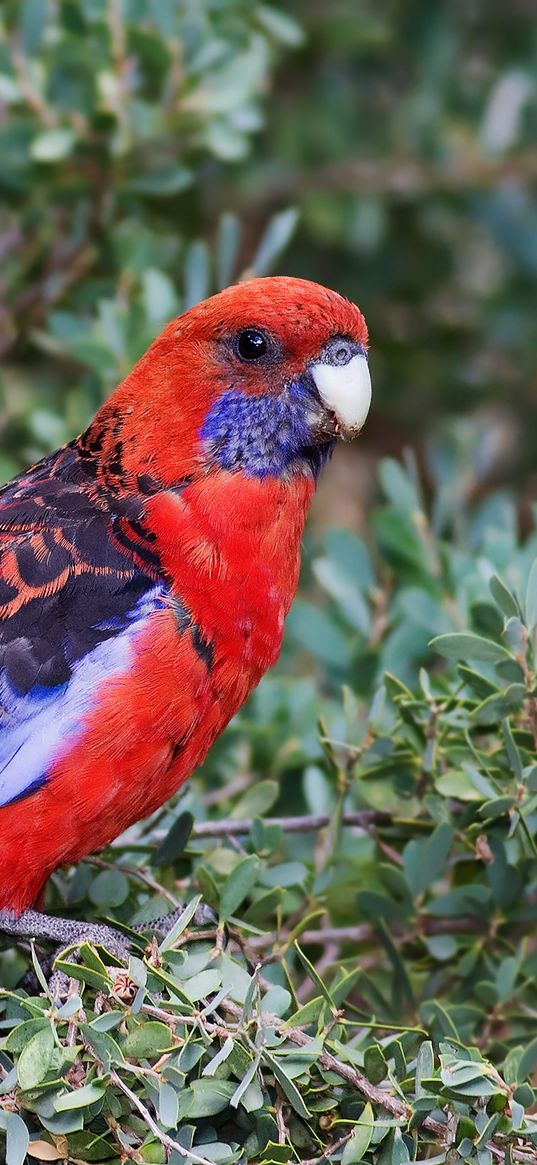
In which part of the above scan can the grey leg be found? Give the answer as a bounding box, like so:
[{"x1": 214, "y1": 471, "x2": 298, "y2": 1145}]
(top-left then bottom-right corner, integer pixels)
[
  {"x1": 0, "y1": 901, "x2": 218, "y2": 956},
  {"x1": 0, "y1": 908, "x2": 130, "y2": 961}
]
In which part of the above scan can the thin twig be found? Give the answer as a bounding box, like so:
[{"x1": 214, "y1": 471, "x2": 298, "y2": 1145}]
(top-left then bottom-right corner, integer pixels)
[
  {"x1": 156, "y1": 810, "x2": 389, "y2": 841},
  {"x1": 247, "y1": 925, "x2": 372, "y2": 949},
  {"x1": 89, "y1": 855, "x2": 179, "y2": 907},
  {"x1": 300, "y1": 1131, "x2": 354, "y2": 1165},
  {"x1": 275, "y1": 1094, "x2": 288, "y2": 1145},
  {"x1": 245, "y1": 917, "x2": 483, "y2": 952},
  {"x1": 241, "y1": 150, "x2": 537, "y2": 208},
  {"x1": 110, "y1": 1070, "x2": 215, "y2": 1165}
]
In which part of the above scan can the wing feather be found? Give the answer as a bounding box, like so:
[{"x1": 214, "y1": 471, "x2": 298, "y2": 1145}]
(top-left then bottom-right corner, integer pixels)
[{"x1": 0, "y1": 441, "x2": 165, "y2": 807}]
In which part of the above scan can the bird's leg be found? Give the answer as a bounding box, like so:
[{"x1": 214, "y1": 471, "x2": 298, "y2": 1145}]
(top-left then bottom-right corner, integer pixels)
[
  {"x1": 2, "y1": 903, "x2": 222, "y2": 1000},
  {"x1": 0, "y1": 908, "x2": 130, "y2": 962},
  {"x1": 1, "y1": 902, "x2": 219, "y2": 965}
]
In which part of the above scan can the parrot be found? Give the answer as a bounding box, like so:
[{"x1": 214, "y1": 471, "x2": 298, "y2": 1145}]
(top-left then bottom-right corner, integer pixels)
[{"x1": 0, "y1": 275, "x2": 370, "y2": 955}]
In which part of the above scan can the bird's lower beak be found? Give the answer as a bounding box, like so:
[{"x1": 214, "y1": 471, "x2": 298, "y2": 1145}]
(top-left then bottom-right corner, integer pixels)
[{"x1": 310, "y1": 353, "x2": 372, "y2": 440}]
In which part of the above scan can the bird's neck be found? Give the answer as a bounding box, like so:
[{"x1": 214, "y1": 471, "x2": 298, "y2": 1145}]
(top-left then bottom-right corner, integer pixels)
[{"x1": 145, "y1": 471, "x2": 315, "y2": 672}]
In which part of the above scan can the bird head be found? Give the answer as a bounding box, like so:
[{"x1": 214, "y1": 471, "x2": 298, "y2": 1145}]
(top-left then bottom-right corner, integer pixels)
[{"x1": 86, "y1": 276, "x2": 371, "y2": 488}]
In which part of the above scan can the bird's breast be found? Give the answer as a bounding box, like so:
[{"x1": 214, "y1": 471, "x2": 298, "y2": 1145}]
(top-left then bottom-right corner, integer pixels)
[{"x1": 145, "y1": 471, "x2": 314, "y2": 707}]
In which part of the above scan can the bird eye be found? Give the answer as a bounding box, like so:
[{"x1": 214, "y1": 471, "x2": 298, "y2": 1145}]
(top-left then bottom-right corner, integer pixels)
[{"x1": 236, "y1": 329, "x2": 268, "y2": 361}]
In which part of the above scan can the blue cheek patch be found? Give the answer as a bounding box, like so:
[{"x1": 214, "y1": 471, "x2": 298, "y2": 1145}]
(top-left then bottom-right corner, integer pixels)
[{"x1": 200, "y1": 384, "x2": 333, "y2": 479}]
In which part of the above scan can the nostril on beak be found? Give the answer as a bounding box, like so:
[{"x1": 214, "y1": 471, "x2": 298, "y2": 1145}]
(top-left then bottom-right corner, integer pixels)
[{"x1": 334, "y1": 344, "x2": 350, "y2": 365}]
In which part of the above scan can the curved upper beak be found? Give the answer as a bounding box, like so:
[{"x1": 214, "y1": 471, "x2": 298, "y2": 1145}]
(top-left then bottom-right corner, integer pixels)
[{"x1": 310, "y1": 351, "x2": 372, "y2": 440}]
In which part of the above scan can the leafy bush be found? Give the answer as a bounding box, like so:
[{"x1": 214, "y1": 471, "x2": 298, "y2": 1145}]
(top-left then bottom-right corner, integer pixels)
[
  {"x1": 0, "y1": 0, "x2": 301, "y2": 479},
  {"x1": 264, "y1": 0, "x2": 537, "y2": 466},
  {"x1": 2, "y1": 3, "x2": 537, "y2": 1163},
  {"x1": 2, "y1": 449, "x2": 537, "y2": 1164}
]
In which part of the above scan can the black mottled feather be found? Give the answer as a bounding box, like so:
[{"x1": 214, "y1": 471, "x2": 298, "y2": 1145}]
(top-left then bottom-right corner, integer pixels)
[{"x1": 0, "y1": 440, "x2": 161, "y2": 695}]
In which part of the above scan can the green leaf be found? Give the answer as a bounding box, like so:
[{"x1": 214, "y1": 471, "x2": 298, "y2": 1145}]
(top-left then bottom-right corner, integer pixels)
[
  {"x1": 261, "y1": 986, "x2": 292, "y2": 1017},
  {"x1": 52, "y1": 959, "x2": 111, "y2": 991},
  {"x1": 182, "y1": 968, "x2": 222, "y2": 1002},
  {"x1": 526, "y1": 558, "x2": 537, "y2": 630},
  {"x1": 30, "y1": 129, "x2": 77, "y2": 162},
  {"x1": 229, "y1": 1055, "x2": 261, "y2": 1109},
  {"x1": 286, "y1": 599, "x2": 352, "y2": 668},
  {"x1": 489, "y1": 573, "x2": 519, "y2": 618},
  {"x1": 122, "y1": 1022, "x2": 174, "y2": 1059},
  {"x1": 17, "y1": 1026, "x2": 55, "y2": 1090},
  {"x1": 216, "y1": 212, "x2": 240, "y2": 289},
  {"x1": 256, "y1": 5, "x2": 305, "y2": 47},
  {"x1": 471, "y1": 683, "x2": 525, "y2": 723},
  {"x1": 436, "y1": 769, "x2": 483, "y2": 801},
  {"x1": 5, "y1": 1018, "x2": 50, "y2": 1053},
  {"x1": 263, "y1": 1052, "x2": 311, "y2": 1119},
  {"x1": 128, "y1": 164, "x2": 193, "y2": 196},
  {"x1": 403, "y1": 822, "x2": 453, "y2": 897},
  {"x1": 250, "y1": 208, "x2": 299, "y2": 276},
  {"x1": 183, "y1": 240, "x2": 211, "y2": 309},
  {"x1": 231, "y1": 780, "x2": 279, "y2": 819},
  {"x1": 391, "y1": 1129, "x2": 411, "y2": 1163},
  {"x1": 379, "y1": 458, "x2": 421, "y2": 513},
  {"x1": 79, "y1": 1022, "x2": 124, "y2": 1071},
  {"x1": 457, "y1": 664, "x2": 499, "y2": 699},
  {"x1": 294, "y1": 943, "x2": 335, "y2": 1007},
  {"x1": 158, "y1": 1081, "x2": 179, "y2": 1129},
  {"x1": 151, "y1": 811, "x2": 194, "y2": 865},
  {"x1": 219, "y1": 855, "x2": 261, "y2": 921},
  {"x1": 341, "y1": 1103, "x2": 374, "y2": 1162},
  {"x1": 364, "y1": 1044, "x2": 388, "y2": 1084},
  {"x1": 159, "y1": 895, "x2": 202, "y2": 952},
  {"x1": 52, "y1": 1130, "x2": 117, "y2": 1161},
  {"x1": 54, "y1": 1080, "x2": 107, "y2": 1111},
  {"x1": 502, "y1": 719, "x2": 523, "y2": 779},
  {"x1": 313, "y1": 557, "x2": 370, "y2": 634},
  {"x1": 0, "y1": 1112, "x2": 29, "y2": 1165},
  {"x1": 203, "y1": 1035, "x2": 235, "y2": 1076},
  {"x1": 415, "y1": 1041, "x2": 435, "y2": 1097},
  {"x1": 141, "y1": 268, "x2": 179, "y2": 327},
  {"x1": 89, "y1": 868, "x2": 130, "y2": 908},
  {"x1": 517, "y1": 1037, "x2": 537, "y2": 1082},
  {"x1": 187, "y1": 1078, "x2": 236, "y2": 1117},
  {"x1": 429, "y1": 632, "x2": 511, "y2": 663}
]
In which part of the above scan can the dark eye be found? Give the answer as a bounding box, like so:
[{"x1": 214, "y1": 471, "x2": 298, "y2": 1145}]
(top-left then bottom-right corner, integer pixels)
[{"x1": 237, "y1": 329, "x2": 268, "y2": 361}]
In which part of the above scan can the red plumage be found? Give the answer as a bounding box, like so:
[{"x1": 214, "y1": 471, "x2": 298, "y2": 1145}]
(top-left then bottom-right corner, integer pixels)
[{"x1": 0, "y1": 277, "x2": 368, "y2": 916}]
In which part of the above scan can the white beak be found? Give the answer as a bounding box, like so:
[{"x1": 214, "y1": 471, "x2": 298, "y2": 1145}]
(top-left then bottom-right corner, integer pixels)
[{"x1": 310, "y1": 353, "x2": 372, "y2": 438}]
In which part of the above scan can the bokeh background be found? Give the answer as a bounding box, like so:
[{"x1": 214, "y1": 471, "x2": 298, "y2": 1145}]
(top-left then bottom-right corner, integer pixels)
[{"x1": 1, "y1": 0, "x2": 536, "y2": 500}]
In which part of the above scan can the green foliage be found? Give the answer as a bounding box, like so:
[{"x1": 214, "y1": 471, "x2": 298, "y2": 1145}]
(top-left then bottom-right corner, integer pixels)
[
  {"x1": 264, "y1": 0, "x2": 537, "y2": 474},
  {"x1": 0, "y1": 0, "x2": 301, "y2": 478},
  {"x1": 2, "y1": 3, "x2": 537, "y2": 1163},
  {"x1": 2, "y1": 451, "x2": 537, "y2": 1162}
]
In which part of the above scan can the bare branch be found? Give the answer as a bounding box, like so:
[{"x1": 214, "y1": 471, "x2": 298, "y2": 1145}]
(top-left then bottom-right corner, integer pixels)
[{"x1": 163, "y1": 810, "x2": 390, "y2": 841}]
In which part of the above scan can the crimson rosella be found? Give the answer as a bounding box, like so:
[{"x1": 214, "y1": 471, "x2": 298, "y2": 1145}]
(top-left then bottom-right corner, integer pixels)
[{"x1": 0, "y1": 276, "x2": 370, "y2": 953}]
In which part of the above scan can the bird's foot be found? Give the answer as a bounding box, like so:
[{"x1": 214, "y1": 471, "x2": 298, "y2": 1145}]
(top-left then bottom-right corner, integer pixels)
[
  {"x1": 0, "y1": 908, "x2": 131, "y2": 962},
  {"x1": 1, "y1": 908, "x2": 131, "y2": 1000},
  {"x1": 2, "y1": 902, "x2": 222, "y2": 1000}
]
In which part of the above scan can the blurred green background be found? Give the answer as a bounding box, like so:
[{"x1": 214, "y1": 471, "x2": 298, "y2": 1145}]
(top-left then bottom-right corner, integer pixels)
[{"x1": 1, "y1": 0, "x2": 536, "y2": 499}]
